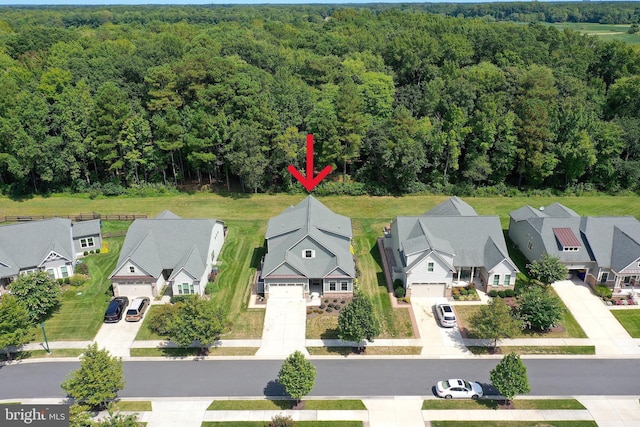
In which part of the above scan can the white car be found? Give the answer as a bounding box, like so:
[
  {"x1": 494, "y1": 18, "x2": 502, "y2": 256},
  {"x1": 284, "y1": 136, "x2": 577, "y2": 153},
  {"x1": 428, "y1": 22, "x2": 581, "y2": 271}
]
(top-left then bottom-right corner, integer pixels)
[
  {"x1": 436, "y1": 303, "x2": 457, "y2": 328},
  {"x1": 436, "y1": 379, "x2": 483, "y2": 399}
]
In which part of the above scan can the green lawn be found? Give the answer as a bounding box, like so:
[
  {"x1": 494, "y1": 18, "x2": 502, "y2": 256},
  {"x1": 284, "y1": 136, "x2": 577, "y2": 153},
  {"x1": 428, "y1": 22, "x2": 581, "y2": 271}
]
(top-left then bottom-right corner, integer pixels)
[
  {"x1": 423, "y1": 399, "x2": 585, "y2": 410},
  {"x1": 130, "y1": 347, "x2": 256, "y2": 357},
  {"x1": 467, "y1": 345, "x2": 594, "y2": 355},
  {"x1": 611, "y1": 309, "x2": 640, "y2": 337},
  {"x1": 207, "y1": 400, "x2": 366, "y2": 411},
  {"x1": 32, "y1": 237, "x2": 123, "y2": 341},
  {"x1": 111, "y1": 401, "x2": 152, "y2": 411},
  {"x1": 547, "y1": 22, "x2": 640, "y2": 45}
]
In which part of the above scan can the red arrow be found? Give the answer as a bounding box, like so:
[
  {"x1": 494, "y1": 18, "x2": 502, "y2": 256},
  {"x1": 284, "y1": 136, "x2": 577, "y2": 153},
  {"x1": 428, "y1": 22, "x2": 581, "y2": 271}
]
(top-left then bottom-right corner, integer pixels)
[{"x1": 288, "y1": 134, "x2": 333, "y2": 191}]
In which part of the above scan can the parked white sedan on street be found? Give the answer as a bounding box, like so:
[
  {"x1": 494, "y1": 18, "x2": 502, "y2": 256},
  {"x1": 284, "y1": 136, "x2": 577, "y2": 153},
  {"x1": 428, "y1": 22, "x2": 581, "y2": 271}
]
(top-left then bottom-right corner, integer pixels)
[{"x1": 436, "y1": 379, "x2": 483, "y2": 399}]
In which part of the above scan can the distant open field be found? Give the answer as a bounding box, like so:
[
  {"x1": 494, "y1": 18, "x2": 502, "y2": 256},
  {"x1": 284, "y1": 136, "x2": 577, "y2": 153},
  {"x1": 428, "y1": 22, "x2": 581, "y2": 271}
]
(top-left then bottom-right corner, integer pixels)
[
  {"x1": 547, "y1": 22, "x2": 640, "y2": 45},
  {"x1": 1, "y1": 193, "x2": 638, "y2": 228}
]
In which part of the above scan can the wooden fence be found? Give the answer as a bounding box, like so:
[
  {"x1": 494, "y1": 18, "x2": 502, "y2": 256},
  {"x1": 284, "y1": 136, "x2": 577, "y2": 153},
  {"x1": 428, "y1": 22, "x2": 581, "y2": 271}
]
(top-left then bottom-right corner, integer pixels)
[{"x1": 0, "y1": 213, "x2": 147, "y2": 223}]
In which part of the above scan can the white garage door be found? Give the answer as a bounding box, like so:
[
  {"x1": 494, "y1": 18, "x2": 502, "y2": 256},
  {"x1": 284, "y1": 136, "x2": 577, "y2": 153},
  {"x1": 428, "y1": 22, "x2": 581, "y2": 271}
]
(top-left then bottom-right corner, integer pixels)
[
  {"x1": 410, "y1": 283, "x2": 446, "y2": 298},
  {"x1": 268, "y1": 283, "x2": 304, "y2": 299},
  {"x1": 116, "y1": 284, "x2": 153, "y2": 299}
]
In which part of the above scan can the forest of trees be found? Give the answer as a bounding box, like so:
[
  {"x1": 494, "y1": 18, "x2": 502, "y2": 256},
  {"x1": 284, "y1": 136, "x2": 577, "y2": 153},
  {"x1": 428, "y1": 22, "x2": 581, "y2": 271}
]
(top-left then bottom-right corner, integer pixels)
[{"x1": 0, "y1": 4, "x2": 639, "y2": 196}]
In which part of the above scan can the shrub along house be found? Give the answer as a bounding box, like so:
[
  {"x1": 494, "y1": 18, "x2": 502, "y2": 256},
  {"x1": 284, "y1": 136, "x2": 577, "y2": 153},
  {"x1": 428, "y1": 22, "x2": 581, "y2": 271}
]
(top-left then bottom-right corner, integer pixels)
[
  {"x1": 0, "y1": 218, "x2": 102, "y2": 291},
  {"x1": 110, "y1": 210, "x2": 225, "y2": 298},
  {"x1": 258, "y1": 195, "x2": 355, "y2": 301},
  {"x1": 508, "y1": 202, "x2": 640, "y2": 292},
  {"x1": 382, "y1": 197, "x2": 518, "y2": 298}
]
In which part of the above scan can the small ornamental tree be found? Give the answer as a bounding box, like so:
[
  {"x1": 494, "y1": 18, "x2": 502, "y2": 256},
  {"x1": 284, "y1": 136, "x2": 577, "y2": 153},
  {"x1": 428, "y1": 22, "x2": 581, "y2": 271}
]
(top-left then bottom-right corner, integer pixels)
[
  {"x1": 61, "y1": 343, "x2": 125, "y2": 409},
  {"x1": 516, "y1": 286, "x2": 563, "y2": 330},
  {"x1": 277, "y1": 350, "x2": 316, "y2": 406},
  {"x1": 337, "y1": 292, "x2": 381, "y2": 351},
  {"x1": 168, "y1": 298, "x2": 227, "y2": 353},
  {"x1": 490, "y1": 352, "x2": 531, "y2": 404},
  {"x1": 526, "y1": 254, "x2": 567, "y2": 287},
  {"x1": 470, "y1": 297, "x2": 522, "y2": 350},
  {"x1": 0, "y1": 294, "x2": 33, "y2": 360},
  {"x1": 8, "y1": 270, "x2": 61, "y2": 322}
]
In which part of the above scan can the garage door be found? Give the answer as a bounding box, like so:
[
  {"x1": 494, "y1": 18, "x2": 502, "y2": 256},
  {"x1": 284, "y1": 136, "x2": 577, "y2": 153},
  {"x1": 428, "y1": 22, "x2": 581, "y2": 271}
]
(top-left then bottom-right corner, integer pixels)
[
  {"x1": 116, "y1": 284, "x2": 154, "y2": 299},
  {"x1": 268, "y1": 283, "x2": 304, "y2": 299},
  {"x1": 410, "y1": 283, "x2": 446, "y2": 298}
]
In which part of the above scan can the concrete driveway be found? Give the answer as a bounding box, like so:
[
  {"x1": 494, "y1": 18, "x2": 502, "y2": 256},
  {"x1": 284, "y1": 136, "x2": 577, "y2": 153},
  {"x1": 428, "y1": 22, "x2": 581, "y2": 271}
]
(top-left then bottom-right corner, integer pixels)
[
  {"x1": 255, "y1": 297, "x2": 308, "y2": 357},
  {"x1": 411, "y1": 297, "x2": 470, "y2": 357},
  {"x1": 553, "y1": 279, "x2": 640, "y2": 355},
  {"x1": 94, "y1": 315, "x2": 146, "y2": 358}
]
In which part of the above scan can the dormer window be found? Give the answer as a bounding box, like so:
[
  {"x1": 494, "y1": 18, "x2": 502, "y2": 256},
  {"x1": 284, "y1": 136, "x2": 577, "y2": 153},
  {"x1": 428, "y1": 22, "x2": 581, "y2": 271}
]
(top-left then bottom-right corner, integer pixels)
[
  {"x1": 129, "y1": 266, "x2": 135, "y2": 273},
  {"x1": 302, "y1": 249, "x2": 315, "y2": 259},
  {"x1": 553, "y1": 227, "x2": 581, "y2": 253}
]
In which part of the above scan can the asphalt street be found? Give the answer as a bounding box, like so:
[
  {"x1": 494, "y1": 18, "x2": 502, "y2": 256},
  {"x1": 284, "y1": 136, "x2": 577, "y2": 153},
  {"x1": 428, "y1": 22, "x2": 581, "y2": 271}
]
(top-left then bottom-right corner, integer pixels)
[{"x1": 3, "y1": 358, "x2": 640, "y2": 400}]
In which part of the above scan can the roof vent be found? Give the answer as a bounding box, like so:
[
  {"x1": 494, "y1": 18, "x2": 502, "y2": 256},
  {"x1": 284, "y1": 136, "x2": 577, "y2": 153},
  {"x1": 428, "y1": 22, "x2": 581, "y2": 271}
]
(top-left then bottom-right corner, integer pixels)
[{"x1": 539, "y1": 206, "x2": 545, "y2": 211}]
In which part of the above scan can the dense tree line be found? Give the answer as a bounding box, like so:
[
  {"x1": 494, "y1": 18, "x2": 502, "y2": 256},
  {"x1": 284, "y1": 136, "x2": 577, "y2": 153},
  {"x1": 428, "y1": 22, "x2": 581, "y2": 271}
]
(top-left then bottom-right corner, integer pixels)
[{"x1": 0, "y1": 5, "x2": 639, "y2": 196}]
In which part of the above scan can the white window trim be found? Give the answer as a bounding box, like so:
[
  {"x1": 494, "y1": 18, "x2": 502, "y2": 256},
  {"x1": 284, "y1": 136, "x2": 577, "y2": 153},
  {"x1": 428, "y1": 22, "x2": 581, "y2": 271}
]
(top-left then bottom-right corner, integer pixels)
[
  {"x1": 427, "y1": 262, "x2": 434, "y2": 272},
  {"x1": 129, "y1": 266, "x2": 135, "y2": 273},
  {"x1": 80, "y1": 237, "x2": 95, "y2": 248}
]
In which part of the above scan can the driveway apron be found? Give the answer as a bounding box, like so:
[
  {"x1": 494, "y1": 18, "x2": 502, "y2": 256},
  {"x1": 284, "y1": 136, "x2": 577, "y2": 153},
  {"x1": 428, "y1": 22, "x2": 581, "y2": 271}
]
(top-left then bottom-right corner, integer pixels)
[
  {"x1": 553, "y1": 280, "x2": 640, "y2": 355},
  {"x1": 256, "y1": 298, "x2": 308, "y2": 357},
  {"x1": 411, "y1": 297, "x2": 470, "y2": 357},
  {"x1": 93, "y1": 317, "x2": 145, "y2": 358}
]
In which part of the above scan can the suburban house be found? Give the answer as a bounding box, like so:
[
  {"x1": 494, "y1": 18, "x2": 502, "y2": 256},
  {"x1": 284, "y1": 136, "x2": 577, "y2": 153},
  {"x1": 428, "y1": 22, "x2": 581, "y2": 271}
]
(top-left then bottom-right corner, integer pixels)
[
  {"x1": 0, "y1": 218, "x2": 102, "y2": 289},
  {"x1": 508, "y1": 202, "x2": 640, "y2": 291},
  {"x1": 110, "y1": 210, "x2": 225, "y2": 298},
  {"x1": 259, "y1": 195, "x2": 355, "y2": 300},
  {"x1": 382, "y1": 197, "x2": 519, "y2": 298}
]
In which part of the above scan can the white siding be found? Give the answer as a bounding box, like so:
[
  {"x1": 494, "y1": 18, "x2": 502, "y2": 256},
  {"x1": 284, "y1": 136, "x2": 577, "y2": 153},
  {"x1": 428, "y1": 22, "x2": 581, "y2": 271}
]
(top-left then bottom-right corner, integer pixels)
[
  {"x1": 406, "y1": 253, "x2": 453, "y2": 287},
  {"x1": 115, "y1": 260, "x2": 150, "y2": 277},
  {"x1": 171, "y1": 269, "x2": 199, "y2": 296}
]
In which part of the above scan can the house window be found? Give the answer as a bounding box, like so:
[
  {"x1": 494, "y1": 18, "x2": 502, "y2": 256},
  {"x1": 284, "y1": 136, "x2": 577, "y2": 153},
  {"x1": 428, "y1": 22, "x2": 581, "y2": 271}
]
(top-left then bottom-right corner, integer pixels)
[
  {"x1": 427, "y1": 262, "x2": 434, "y2": 272},
  {"x1": 341, "y1": 281, "x2": 348, "y2": 291},
  {"x1": 211, "y1": 250, "x2": 215, "y2": 261},
  {"x1": 504, "y1": 274, "x2": 510, "y2": 286},
  {"x1": 329, "y1": 281, "x2": 336, "y2": 291},
  {"x1": 601, "y1": 272, "x2": 608, "y2": 283},
  {"x1": 61, "y1": 266, "x2": 68, "y2": 278},
  {"x1": 493, "y1": 275, "x2": 500, "y2": 286},
  {"x1": 129, "y1": 266, "x2": 135, "y2": 273},
  {"x1": 80, "y1": 237, "x2": 94, "y2": 248},
  {"x1": 563, "y1": 246, "x2": 579, "y2": 252},
  {"x1": 46, "y1": 268, "x2": 55, "y2": 278},
  {"x1": 302, "y1": 250, "x2": 315, "y2": 259},
  {"x1": 178, "y1": 283, "x2": 194, "y2": 295},
  {"x1": 527, "y1": 241, "x2": 533, "y2": 250}
]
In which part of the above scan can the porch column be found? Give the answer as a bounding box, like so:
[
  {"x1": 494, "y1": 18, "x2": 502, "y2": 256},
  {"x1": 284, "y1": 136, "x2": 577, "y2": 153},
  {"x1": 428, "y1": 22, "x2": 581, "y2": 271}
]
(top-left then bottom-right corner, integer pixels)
[
  {"x1": 470, "y1": 266, "x2": 475, "y2": 284},
  {"x1": 457, "y1": 267, "x2": 461, "y2": 284}
]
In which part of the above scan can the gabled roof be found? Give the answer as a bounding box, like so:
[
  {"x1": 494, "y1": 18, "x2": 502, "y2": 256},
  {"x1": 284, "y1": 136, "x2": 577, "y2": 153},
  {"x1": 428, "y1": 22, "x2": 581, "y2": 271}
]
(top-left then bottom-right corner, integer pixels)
[
  {"x1": 263, "y1": 196, "x2": 355, "y2": 279},
  {"x1": 394, "y1": 199, "x2": 517, "y2": 271},
  {"x1": 0, "y1": 218, "x2": 74, "y2": 276},
  {"x1": 611, "y1": 227, "x2": 640, "y2": 273},
  {"x1": 71, "y1": 219, "x2": 101, "y2": 239},
  {"x1": 578, "y1": 216, "x2": 640, "y2": 270},
  {"x1": 110, "y1": 211, "x2": 222, "y2": 281},
  {"x1": 424, "y1": 196, "x2": 478, "y2": 217},
  {"x1": 155, "y1": 210, "x2": 182, "y2": 220}
]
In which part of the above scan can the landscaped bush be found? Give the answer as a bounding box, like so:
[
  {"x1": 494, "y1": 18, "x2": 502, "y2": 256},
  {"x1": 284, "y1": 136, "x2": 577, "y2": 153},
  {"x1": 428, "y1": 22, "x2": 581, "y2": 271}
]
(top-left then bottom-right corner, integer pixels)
[
  {"x1": 328, "y1": 303, "x2": 334, "y2": 308},
  {"x1": 89, "y1": 250, "x2": 95, "y2": 254},
  {"x1": 505, "y1": 289, "x2": 515, "y2": 297},
  {"x1": 56, "y1": 278, "x2": 64, "y2": 285},
  {"x1": 488, "y1": 290, "x2": 498, "y2": 297},
  {"x1": 95, "y1": 248, "x2": 100, "y2": 254},
  {"x1": 394, "y1": 287, "x2": 406, "y2": 298},
  {"x1": 147, "y1": 304, "x2": 178, "y2": 336},
  {"x1": 270, "y1": 414, "x2": 295, "y2": 427},
  {"x1": 393, "y1": 279, "x2": 404, "y2": 290},
  {"x1": 64, "y1": 277, "x2": 71, "y2": 285},
  {"x1": 69, "y1": 275, "x2": 86, "y2": 287},
  {"x1": 595, "y1": 285, "x2": 612, "y2": 300},
  {"x1": 326, "y1": 307, "x2": 333, "y2": 313},
  {"x1": 497, "y1": 290, "x2": 506, "y2": 298},
  {"x1": 460, "y1": 288, "x2": 468, "y2": 296},
  {"x1": 83, "y1": 251, "x2": 88, "y2": 256},
  {"x1": 334, "y1": 305, "x2": 340, "y2": 310},
  {"x1": 75, "y1": 262, "x2": 89, "y2": 275},
  {"x1": 170, "y1": 295, "x2": 198, "y2": 304},
  {"x1": 319, "y1": 304, "x2": 325, "y2": 309}
]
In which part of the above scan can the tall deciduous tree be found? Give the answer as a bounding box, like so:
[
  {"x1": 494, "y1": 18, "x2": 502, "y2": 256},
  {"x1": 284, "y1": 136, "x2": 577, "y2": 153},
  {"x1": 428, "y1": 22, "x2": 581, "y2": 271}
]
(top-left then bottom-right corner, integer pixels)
[
  {"x1": 527, "y1": 254, "x2": 567, "y2": 287},
  {"x1": 337, "y1": 292, "x2": 381, "y2": 350},
  {"x1": 61, "y1": 343, "x2": 125, "y2": 409},
  {"x1": 516, "y1": 286, "x2": 563, "y2": 331},
  {"x1": 8, "y1": 270, "x2": 60, "y2": 322},
  {"x1": 277, "y1": 350, "x2": 316, "y2": 405},
  {"x1": 490, "y1": 352, "x2": 530, "y2": 404},
  {"x1": 168, "y1": 297, "x2": 227, "y2": 352},
  {"x1": 470, "y1": 297, "x2": 522, "y2": 351},
  {"x1": 0, "y1": 294, "x2": 33, "y2": 360}
]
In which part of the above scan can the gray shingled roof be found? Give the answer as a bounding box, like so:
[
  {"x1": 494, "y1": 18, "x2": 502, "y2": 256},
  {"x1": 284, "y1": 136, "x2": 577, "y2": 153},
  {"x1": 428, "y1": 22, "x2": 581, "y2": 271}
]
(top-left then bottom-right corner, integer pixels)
[
  {"x1": 0, "y1": 218, "x2": 74, "y2": 277},
  {"x1": 580, "y1": 216, "x2": 640, "y2": 270},
  {"x1": 395, "y1": 214, "x2": 516, "y2": 271},
  {"x1": 263, "y1": 196, "x2": 355, "y2": 279},
  {"x1": 510, "y1": 203, "x2": 578, "y2": 223},
  {"x1": 424, "y1": 196, "x2": 478, "y2": 217},
  {"x1": 111, "y1": 211, "x2": 221, "y2": 280},
  {"x1": 71, "y1": 219, "x2": 101, "y2": 239}
]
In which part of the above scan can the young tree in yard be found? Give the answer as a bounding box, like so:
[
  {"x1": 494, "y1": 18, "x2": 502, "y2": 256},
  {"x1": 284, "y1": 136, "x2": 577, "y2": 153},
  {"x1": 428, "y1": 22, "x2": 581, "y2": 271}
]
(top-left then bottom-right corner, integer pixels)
[
  {"x1": 527, "y1": 254, "x2": 567, "y2": 287},
  {"x1": 516, "y1": 286, "x2": 563, "y2": 330},
  {"x1": 0, "y1": 294, "x2": 33, "y2": 360},
  {"x1": 277, "y1": 350, "x2": 316, "y2": 406},
  {"x1": 168, "y1": 297, "x2": 227, "y2": 352},
  {"x1": 337, "y1": 292, "x2": 381, "y2": 351},
  {"x1": 470, "y1": 297, "x2": 522, "y2": 351},
  {"x1": 61, "y1": 343, "x2": 125, "y2": 409},
  {"x1": 8, "y1": 270, "x2": 61, "y2": 322},
  {"x1": 490, "y1": 352, "x2": 530, "y2": 404}
]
